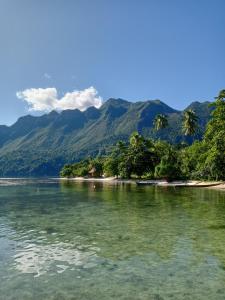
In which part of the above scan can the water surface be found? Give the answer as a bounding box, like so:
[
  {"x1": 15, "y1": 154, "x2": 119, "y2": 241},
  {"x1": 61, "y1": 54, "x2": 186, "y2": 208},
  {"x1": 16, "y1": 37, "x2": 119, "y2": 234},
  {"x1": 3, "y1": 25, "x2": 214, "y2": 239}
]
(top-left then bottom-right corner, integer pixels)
[{"x1": 1, "y1": 179, "x2": 225, "y2": 299}]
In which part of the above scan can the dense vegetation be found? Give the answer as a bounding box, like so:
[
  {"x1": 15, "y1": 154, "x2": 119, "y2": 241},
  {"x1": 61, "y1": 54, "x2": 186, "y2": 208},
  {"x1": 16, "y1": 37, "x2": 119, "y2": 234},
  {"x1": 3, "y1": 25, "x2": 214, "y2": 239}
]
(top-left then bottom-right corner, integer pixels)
[
  {"x1": 61, "y1": 90, "x2": 225, "y2": 181},
  {"x1": 0, "y1": 96, "x2": 215, "y2": 177}
]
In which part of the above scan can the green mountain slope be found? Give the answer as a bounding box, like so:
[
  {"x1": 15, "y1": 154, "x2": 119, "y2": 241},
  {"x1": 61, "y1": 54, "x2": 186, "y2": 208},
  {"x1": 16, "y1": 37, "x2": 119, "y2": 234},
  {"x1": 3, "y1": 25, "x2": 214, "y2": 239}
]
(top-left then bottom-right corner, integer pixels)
[{"x1": 0, "y1": 98, "x2": 212, "y2": 176}]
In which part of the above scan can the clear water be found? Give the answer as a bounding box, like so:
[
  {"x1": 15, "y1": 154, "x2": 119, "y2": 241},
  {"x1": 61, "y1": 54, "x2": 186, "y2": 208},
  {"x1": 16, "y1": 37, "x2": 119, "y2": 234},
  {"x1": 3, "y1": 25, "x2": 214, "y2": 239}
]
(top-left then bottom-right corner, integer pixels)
[{"x1": 1, "y1": 179, "x2": 225, "y2": 300}]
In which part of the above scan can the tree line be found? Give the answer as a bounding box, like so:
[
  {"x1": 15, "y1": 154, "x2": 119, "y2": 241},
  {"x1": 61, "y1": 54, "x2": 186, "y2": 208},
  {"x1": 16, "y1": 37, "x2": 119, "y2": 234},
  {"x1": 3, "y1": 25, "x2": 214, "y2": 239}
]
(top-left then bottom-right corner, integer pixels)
[{"x1": 60, "y1": 90, "x2": 225, "y2": 181}]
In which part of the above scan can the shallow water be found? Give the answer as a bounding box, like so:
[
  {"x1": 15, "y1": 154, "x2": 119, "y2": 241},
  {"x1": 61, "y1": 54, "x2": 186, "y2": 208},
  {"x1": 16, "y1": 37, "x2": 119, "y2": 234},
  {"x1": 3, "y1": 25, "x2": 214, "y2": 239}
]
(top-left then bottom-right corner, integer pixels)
[{"x1": 1, "y1": 179, "x2": 225, "y2": 299}]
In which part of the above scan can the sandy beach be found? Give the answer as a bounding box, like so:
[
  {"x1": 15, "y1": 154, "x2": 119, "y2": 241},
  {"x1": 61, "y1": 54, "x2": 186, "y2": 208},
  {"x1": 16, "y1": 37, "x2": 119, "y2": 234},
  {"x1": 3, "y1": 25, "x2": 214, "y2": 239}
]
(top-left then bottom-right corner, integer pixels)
[
  {"x1": 60, "y1": 177, "x2": 225, "y2": 190},
  {"x1": 206, "y1": 183, "x2": 225, "y2": 190}
]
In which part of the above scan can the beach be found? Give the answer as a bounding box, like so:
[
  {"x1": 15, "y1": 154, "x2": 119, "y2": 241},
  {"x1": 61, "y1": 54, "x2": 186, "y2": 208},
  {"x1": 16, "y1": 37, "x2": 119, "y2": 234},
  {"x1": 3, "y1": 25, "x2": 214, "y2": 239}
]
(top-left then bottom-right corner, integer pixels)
[{"x1": 60, "y1": 177, "x2": 225, "y2": 190}]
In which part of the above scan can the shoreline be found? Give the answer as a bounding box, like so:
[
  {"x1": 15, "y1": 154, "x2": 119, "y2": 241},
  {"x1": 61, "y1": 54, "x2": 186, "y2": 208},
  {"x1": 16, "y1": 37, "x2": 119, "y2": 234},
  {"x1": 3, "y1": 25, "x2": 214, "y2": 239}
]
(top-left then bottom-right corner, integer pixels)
[
  {"x1": 0, "y1": 177, "x2": 224, "y2": 190},
  {"x1": 60, "y1": 177, "x2": 225, "y2": 190}
]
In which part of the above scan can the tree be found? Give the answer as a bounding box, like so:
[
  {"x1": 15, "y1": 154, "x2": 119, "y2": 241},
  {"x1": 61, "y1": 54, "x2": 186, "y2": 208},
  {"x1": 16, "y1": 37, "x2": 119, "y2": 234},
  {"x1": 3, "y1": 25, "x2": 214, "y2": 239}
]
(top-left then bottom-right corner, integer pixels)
[
  {"x1": 201, "y1": 90, "x2": 225, "y2": 180},
  {"x1": 204, "y1": 89, "x2": 225, "y2": 141},
  {"x1": 182, "y1": 109, "x2": 198, "y2": 136},
  {"x1": 153, "y1": 114, "x2": 168, "y2": 131},
  {"x1": 103, "y1": 157, "x2": 119, "y2": 177},
  {"x1": 129, "y1": 132, "x2": 145, "y2": 148},
  {"x1": 118, "y1": 157, "x2": 133, "y2": 179},
  {"x1": 124, "y1": 132, "x2": 158, "y2": 178},
  {"x1": 154, "y1": 143, "x2": 181, "y2": 181},
  {"x1": 179, "y1": 89, "x2": 225, "y2": 180},
  {"x1": 88, "y1": 158, "x2": 103, "y2": 177},
  {"x1": 154, "y1": 159, "x2": 176, "y2": 182},
  {"x1": 179, "y1": 141, "x2": 208, "y2": 179},
  {"x1": 60, "y1": 164, "x2": 73, "y2": 177},
  {"x1": 60, "y1": 160, "x2": 90, "y2": 177},
  {"x1": 116, "y1": 140, "x2": 127, "y2": 154}
]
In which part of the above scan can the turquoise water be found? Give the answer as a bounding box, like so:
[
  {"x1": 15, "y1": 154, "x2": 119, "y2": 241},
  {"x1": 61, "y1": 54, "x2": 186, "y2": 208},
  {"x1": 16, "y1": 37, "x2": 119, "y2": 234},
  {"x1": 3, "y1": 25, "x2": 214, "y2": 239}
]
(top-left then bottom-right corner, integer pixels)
[{"x1": 1, "y1": 179, "x2": 225, "y2": 299}]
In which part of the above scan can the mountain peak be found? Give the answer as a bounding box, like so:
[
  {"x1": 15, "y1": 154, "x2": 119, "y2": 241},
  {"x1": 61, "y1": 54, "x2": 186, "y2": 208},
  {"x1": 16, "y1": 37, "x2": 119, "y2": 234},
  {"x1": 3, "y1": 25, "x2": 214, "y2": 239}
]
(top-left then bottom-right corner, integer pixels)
[
  {"x1": 48, "y1": 110, "x2": 59, "y2": 116},
  {"x1": 187, "y1": 100, "x2": 211, "y2": 108},
  {"x1": 102, "y1": 98, "x2": 130, "y2": 107}
]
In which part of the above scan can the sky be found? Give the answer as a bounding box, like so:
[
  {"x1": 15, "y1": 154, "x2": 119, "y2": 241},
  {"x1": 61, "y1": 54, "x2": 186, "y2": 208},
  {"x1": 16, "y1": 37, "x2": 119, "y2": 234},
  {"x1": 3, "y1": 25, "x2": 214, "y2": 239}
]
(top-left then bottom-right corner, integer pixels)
[{"x1": 0, "y1": 0, "x2": 225, "y2": 125}]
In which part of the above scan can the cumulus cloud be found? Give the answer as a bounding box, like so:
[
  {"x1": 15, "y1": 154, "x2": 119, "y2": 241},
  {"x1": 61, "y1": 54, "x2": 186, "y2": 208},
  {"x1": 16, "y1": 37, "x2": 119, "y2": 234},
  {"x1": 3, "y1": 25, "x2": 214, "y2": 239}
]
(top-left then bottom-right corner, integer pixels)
[{"x1": 16, "y1": 86, "x2": 103, "y2": 112}]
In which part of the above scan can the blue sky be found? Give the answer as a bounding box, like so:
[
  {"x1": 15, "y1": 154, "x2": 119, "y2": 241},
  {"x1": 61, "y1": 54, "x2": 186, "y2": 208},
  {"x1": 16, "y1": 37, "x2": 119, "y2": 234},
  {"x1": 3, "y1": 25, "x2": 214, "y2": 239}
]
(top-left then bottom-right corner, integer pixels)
[{"x1": 0, "y1": 0, "x2": 225, "y2": 125}]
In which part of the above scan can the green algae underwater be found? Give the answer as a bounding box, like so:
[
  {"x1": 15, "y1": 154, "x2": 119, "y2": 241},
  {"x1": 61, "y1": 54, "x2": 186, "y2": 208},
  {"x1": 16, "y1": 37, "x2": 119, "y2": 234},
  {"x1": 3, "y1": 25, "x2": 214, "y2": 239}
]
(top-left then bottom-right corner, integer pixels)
[{"x1": 0, "y1": 179, "x2": 225, "y2": 300}]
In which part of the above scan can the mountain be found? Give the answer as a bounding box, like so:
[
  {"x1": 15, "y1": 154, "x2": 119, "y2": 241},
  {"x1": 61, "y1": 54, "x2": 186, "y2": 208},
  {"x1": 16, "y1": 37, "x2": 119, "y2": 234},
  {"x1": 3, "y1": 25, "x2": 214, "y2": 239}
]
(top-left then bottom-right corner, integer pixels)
[{"x1": 0, "y1": 99, "x2": 213, "y2": 176}]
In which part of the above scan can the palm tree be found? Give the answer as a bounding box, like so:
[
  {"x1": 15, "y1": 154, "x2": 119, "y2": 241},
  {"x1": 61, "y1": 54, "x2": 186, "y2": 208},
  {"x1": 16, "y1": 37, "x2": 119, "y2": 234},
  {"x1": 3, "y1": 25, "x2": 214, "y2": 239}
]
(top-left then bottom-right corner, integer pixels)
[
  {"x1": 215, "y1": 89, "x2": 225, "y2": 100},
  {"x1": 153, "y1": 114, "x2": 168, "y2": 131},
  {"x1": 182, "y1": 109, "x2": 198, "y2": 136},
  {"x1": 129, "y1": 132, "x2": 144, "y2": 148}
]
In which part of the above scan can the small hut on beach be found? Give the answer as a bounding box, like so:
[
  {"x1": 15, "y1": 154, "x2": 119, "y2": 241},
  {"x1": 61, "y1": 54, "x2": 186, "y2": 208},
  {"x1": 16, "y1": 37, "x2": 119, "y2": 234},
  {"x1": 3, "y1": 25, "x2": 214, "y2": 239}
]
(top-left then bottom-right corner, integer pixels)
[{"x1": 88, "y1": 167, "x2": 97, "y2": 177}]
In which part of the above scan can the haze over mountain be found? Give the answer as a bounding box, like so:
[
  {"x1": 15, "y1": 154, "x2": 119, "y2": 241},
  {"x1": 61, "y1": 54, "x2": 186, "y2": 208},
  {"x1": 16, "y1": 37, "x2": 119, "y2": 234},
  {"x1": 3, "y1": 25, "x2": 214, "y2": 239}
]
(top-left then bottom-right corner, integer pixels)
[{"x1": 0, "y1": 98, "x2": 212, "y2": 177}]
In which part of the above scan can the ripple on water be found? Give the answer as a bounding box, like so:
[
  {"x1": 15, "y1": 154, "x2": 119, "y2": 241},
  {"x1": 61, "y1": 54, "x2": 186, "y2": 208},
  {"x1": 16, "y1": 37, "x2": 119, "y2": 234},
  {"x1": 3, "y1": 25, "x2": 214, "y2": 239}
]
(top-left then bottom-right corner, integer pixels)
[{"x1": 13, "y1": 239, "x2": 99, "y2": 277}]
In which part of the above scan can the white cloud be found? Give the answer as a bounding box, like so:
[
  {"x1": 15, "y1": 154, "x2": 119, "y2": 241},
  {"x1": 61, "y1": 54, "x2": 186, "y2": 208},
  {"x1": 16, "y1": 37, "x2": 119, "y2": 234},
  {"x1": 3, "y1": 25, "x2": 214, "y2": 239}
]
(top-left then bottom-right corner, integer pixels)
[
  {"x1": 16, "y1": 86, "x2": 103, "y2": 112},
  {"x1": 43, "y1": 73, "x2": 51, "y2": 79}
]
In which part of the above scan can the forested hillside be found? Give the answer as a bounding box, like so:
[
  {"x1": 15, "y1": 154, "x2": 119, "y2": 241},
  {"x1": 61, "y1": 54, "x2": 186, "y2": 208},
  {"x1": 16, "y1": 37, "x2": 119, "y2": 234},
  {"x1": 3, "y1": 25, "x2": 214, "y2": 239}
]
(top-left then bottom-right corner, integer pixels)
[{"x1": 0, "y1": 98, "x2": 212, "y2": 176}]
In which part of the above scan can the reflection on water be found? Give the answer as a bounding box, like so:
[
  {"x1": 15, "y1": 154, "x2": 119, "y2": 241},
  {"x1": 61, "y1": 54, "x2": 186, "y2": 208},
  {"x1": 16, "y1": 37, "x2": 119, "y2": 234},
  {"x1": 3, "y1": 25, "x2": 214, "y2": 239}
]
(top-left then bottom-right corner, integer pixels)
[
  {"x1": 0, "y1": 179, "x2": 225, "y2": 299},
  {"x1": 13, "y1": 231, "x2": 98, "y2": 277},
  {"x1": 13, "y1": 240, "x2": 99, "y2": 277}
]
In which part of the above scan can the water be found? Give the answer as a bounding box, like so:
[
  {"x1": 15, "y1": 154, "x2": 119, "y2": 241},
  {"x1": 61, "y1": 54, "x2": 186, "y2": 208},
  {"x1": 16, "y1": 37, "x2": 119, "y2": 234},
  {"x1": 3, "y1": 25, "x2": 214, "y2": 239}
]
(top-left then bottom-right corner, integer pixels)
[{"x1": 1, "y1": 179, "x2": 225, "y2": 300}]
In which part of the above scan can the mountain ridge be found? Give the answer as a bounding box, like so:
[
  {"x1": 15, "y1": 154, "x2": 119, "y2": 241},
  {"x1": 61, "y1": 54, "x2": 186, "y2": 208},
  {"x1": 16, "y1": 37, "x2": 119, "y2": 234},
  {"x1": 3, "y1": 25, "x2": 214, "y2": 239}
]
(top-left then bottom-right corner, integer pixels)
[{"x1": 0, "y1": 98, "x2": 213, "y2": 176}]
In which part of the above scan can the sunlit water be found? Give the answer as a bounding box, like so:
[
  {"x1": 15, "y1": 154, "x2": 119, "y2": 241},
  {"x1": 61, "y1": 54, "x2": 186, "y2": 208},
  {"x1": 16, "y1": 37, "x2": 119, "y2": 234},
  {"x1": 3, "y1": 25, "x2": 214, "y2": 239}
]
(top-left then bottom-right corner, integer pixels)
[{"x1": 1, "y1": 179, "x2": 225, "y2": 299}]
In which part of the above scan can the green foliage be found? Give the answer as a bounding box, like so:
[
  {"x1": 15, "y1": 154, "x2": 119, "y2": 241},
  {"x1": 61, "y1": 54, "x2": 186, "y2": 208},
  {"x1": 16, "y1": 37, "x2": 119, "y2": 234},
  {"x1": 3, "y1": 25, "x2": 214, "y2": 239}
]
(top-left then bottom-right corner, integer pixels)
[
  {"x1": 153, "y1": 114, "x2": 168, "y2": 131},
  {"x1": 59, "y1": 164, "x2": 73, "y2": 178},
  {"x1": 179, "y1": 90, "x2": 225, "y2": 180},
  {"x1": 119, "y1": 132, "x2": 158, "y2": 178},
  {"x1": 182, "y1": 109, "x2": 198, "y2": 136},
  {"x1": 60, "y1": 158, "x2": 104, "y2": 178},
  {"x1": 60, "y1": 160, "x2": 90, "y2": 178},
  {"x1": 60, "y1": 132, "x2": 159, "y2": 179},
  {"x1": 89, "y1": 158, "x2": 104, "y2": 177},
  {"x1": 154, "y1": 160, "x2": 175, "y2": 181},
  {"x1": 103, "y1": 157, "x2": 119, "y2": 177},
  {"x1": 118, "y1": 159, "x2": 133, "y2": 179},
  {"x1": 179, "y1": 141, "x2": 208, "y2": 179},
  {"x1": 154, "y1": 146, "x2": 181, "y2": 181},
  {"x1": 201, "y1": 91, "x2": 225, "y2": 180},
  {"x1": 154, "y1": 140, "x2": 172, "y2": 159}
]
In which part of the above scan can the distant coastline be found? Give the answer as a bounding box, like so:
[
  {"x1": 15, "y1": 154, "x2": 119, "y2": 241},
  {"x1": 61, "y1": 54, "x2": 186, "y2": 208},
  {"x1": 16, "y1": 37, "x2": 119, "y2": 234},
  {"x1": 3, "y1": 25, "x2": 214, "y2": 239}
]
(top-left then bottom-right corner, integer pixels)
[{"x1": 60, "y1": 177, "x2": 225, "y2": 190}]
